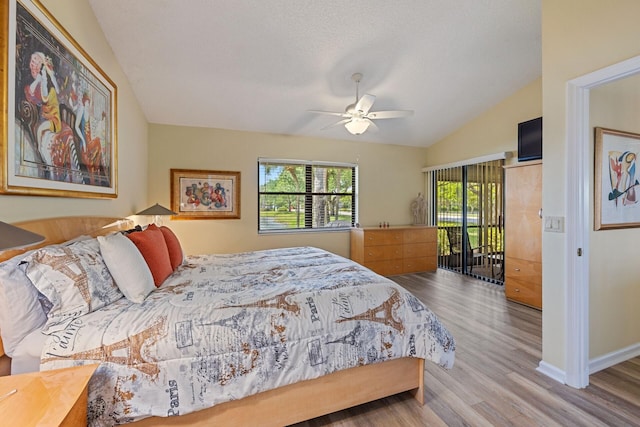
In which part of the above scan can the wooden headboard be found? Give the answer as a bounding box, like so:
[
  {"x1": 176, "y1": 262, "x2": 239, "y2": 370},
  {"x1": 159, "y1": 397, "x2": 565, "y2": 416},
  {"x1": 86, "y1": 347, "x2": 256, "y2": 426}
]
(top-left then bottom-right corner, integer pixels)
[
  {"x1": 0, "y1": 216, "x2": 133, "y2": 372},
  {"x1": 0, "y1": 216, "x2": 132, "y2": 263}
]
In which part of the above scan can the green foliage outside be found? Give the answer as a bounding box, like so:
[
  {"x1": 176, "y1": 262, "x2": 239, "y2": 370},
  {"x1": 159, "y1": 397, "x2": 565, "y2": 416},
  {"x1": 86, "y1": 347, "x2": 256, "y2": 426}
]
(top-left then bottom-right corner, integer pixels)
[
  {"x1": 261, "y1": 210, "x2": 352, "y2": 228},
  {"x1": 436, "y1": 180, "x2": 503, "y2": 256},
  {"x1": 259, "y1": 163, "x2": 353, "y2": 230}
]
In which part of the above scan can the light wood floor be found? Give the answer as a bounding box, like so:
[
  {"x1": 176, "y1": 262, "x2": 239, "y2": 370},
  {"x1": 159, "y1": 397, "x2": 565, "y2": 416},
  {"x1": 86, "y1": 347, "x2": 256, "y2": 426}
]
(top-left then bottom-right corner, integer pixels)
[{"x1": 292, "y1": 269, "x2": 640, "y2": 426}]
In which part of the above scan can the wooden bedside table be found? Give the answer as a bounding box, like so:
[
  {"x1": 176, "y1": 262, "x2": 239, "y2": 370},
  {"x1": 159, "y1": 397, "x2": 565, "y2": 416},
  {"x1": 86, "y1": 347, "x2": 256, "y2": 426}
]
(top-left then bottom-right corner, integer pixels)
[{"x1": 0, "y1": 364, "x2": 98, "y2": 426}]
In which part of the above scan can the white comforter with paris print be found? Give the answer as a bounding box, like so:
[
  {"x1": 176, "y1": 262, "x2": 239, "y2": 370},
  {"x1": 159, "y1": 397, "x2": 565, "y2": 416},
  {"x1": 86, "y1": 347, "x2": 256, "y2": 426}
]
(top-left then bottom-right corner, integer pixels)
[{"x1": 39, "y1": 247, "x2": 455, "y2": 426}]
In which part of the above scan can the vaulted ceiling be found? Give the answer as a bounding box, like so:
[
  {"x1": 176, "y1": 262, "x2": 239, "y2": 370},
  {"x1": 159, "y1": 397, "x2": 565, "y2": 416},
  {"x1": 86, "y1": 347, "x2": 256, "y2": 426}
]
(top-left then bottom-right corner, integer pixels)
[{"x1": 88, "y1": 0, "x2": 541, "y2": 147}]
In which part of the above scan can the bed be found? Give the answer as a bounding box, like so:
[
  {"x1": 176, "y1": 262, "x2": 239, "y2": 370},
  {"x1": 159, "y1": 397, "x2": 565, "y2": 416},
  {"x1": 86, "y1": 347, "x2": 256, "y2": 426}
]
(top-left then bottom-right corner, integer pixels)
[{"x1": 0, "y1": 216, "x2": 455, "y2": 426}]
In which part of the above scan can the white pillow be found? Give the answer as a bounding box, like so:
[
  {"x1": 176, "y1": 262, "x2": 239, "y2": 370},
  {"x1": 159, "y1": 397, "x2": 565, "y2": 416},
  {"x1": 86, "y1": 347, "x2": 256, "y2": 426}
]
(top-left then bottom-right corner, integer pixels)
[
  {"x1": 97, "y1": 233, "x2": 155, "y2": 303},
  {"x1": 0, "y1": 251, "x2": 47, "y2": 357}
]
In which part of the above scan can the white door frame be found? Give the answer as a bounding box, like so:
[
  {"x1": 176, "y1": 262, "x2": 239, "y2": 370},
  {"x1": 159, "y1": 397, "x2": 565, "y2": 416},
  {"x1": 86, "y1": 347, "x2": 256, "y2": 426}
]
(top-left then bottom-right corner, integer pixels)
[{"x1": 565, "y1": 55, "x2": 640, "y2": 388}]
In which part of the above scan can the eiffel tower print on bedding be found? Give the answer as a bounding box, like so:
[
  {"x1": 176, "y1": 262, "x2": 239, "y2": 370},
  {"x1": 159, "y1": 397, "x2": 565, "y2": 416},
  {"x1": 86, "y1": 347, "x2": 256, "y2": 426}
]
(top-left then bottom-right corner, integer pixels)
[{"x1": 38, "y1": 246, "x2": 455, "y2": 426}]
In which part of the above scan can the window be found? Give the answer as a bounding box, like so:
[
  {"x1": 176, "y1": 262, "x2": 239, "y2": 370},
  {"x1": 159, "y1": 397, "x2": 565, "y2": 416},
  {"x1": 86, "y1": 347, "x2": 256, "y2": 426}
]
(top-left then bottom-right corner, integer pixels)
[{"x1": 258, "y1": 159, "x2": 357, "y2": 232}]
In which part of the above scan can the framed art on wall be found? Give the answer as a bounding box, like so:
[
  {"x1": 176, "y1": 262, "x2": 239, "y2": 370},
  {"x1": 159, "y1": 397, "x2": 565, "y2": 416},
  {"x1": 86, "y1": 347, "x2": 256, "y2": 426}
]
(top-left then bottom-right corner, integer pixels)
[
  {"x1": 0, "y1": 0, "x2": 117, "y2": 198},
  {"x1": 594, "y1": 127, "x2": 640, "y2": 230},
  {"x1": 171, "y1": 169, "x2": 241, "y2": 219}
]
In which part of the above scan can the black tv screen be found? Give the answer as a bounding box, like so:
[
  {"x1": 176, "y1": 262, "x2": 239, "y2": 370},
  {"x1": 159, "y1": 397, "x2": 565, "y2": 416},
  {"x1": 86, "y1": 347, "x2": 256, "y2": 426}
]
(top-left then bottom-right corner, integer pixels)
[{"x1": 518, "y1": 117, "x2": 542, "y2": 161}]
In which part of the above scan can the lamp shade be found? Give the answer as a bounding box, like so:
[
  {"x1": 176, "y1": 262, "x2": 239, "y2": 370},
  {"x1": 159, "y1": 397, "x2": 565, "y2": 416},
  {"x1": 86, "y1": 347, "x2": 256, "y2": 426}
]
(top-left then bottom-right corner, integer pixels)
[
  {"x1": 135, "y1": 203, "x2": 176, "y2": 216},
  {"x1": 0, "y1": 221, "x2": 45, "y2": 251},
  {"x1": 345, "y1": 118, "x2": 371, "y2": 135}
]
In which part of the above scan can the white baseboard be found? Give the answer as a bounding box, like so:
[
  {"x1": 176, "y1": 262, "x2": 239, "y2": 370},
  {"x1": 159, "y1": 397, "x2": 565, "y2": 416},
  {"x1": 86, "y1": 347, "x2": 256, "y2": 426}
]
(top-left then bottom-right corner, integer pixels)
[
  {"x1": 536, "y1": 360, "x2": 566, "y2": 384},
  {"x1": 535, "y1": 343, "x2": 640, "y2": 387},
  {"x1": 589, "y1": 342, "x2": 640, "y2": 374}
]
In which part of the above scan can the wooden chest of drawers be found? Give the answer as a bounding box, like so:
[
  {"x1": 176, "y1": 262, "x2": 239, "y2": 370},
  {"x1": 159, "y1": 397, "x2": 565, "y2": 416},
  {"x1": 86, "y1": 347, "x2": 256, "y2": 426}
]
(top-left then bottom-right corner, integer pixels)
[{"x1": 350, "y1": 226, "x2": 437, "y2": 276}]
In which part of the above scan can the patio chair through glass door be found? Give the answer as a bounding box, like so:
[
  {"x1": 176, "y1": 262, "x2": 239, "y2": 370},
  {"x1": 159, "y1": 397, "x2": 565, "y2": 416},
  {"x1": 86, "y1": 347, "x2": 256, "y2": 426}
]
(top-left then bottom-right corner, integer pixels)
[{"x1": 431, "y1": 159, "x2": 504, "y2": 284}]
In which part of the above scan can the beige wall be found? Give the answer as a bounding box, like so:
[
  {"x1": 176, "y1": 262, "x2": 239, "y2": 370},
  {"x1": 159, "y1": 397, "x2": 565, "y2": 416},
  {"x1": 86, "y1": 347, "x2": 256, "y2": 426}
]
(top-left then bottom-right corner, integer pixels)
[
  {"x1": 148, "y1": 124, "x2": 428, "y2": 258},
  {"x1": 542, "y1": 0, "x2": 640, "y2": 370},
  {"x1": 589, "y1": 75, "x2": 640, "y2": 358},
  {"x1": 0, "y1": 0, "x2": 148, "y2": 223},
  {"x1": 424, "y1": 78, "x2": 542, "y2": 167}
]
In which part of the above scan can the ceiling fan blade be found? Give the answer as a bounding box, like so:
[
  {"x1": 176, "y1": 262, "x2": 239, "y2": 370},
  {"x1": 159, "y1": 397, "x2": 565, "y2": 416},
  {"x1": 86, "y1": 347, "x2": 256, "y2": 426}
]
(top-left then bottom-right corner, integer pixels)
[
  {"x1": 308, "y1": 110, "x2": 351, "y2": 118},
  {"x1": 367, "y1": 110, "x2": 414, "y2": 119},
  {"x1": 366, "y1": 118, "x2": 379, "y2": 132},
  {"x1": 354, "y1": 94, "x2": 376, "y2": 115},
  {"x1": 321, "y1": 118, "x2": 351, "y2": 130}
]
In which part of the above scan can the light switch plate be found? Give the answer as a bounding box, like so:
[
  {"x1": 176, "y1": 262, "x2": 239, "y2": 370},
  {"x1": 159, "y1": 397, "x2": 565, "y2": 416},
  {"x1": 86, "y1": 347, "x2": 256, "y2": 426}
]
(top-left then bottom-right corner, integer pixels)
[{"x1": 544, "y1": 216, "x2": 564, "y2": 233}]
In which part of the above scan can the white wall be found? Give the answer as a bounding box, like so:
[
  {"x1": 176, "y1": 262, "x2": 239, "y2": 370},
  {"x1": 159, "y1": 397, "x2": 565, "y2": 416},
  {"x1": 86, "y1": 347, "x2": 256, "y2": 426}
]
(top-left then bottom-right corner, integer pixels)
[{"x1": 0, "y1": 0, "x2": 148, "y2": 223}]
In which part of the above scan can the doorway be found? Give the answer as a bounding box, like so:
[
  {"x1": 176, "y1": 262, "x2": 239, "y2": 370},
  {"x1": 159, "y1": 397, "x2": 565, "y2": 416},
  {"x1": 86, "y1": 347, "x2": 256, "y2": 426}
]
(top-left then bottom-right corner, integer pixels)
[
  {"x1": 562, "y1": 55, "x2": 640, "y2": 388},
  {"x1": 432, "y1": 159, "x2": 504, "y2": 283}
]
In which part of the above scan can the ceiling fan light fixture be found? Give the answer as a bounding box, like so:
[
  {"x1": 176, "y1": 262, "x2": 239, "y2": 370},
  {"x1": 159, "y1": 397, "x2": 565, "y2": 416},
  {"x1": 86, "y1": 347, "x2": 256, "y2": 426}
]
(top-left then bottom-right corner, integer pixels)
[{"x1": 345, "y1": 119, "x2": 370, "y2": 135}]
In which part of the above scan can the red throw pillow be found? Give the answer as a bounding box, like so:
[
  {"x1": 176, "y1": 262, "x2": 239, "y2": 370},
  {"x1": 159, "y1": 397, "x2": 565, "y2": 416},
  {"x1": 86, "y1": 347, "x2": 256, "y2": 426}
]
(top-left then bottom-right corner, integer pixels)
[
  {"x1": 159, "y1": 226, "x2": 183, "y2": 270},
  {"x1": 127, "y1": 225, "x2": 173, "y2": 286}
]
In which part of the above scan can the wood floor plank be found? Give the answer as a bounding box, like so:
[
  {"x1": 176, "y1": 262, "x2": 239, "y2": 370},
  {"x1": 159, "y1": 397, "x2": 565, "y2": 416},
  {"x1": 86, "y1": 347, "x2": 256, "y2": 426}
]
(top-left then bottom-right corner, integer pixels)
[
  {"x1": 506, "y1": 371, "x2": 611, "y2": 427},
  {"x1": 290, "y1": 270, "x2": 640, "y2": 426},
  {"x1": 610, "y1": 361, "x2": 640, "y2": 382},
  {"x1": 550, "y1": 382, "x2": 640, "y2": 426},
  {"x1": 589, "y1": 370, "x2": 640, "y2": 407},
  {"x1": 439, "y1": 356, "x2": 528, "y2": 421}
]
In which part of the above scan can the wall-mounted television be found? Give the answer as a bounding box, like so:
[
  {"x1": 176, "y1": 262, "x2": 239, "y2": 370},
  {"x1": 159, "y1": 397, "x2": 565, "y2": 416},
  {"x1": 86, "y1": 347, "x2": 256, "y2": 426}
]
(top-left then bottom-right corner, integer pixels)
[{"x1": 518, "y1": 117, "x2": 542, "y2": 161}]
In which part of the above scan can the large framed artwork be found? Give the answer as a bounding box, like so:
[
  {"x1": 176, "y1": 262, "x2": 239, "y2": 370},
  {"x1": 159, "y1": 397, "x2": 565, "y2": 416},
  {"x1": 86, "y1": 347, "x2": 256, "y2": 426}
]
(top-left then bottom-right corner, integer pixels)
[
  {"x1": 594, "y1": 127, "x2": 640, "y2": 230},
  {"x1": 1, "y1": 0, "x2": 117, "y2": 198},
  {"x1": 171, "y1": 169, "x2": 241, "y2": 219}
]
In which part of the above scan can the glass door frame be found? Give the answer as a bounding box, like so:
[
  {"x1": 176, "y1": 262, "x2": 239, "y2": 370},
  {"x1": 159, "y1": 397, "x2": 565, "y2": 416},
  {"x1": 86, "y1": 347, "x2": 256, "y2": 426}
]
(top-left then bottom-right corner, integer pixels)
[{"x1": 431, "y1": 159, "x2": 504, "y2": 284}]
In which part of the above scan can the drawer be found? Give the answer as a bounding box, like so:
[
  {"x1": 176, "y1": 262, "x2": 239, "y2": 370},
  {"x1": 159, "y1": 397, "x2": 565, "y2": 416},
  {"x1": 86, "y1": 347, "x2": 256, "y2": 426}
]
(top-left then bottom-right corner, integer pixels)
[
  {"x1": 404, "y1": 242, "x2": 427, "y2": 258},
  {"x1": 402, "y1": 257, "x2": 429, "y2": 273},
  {"x1": 402, "y1": 242, "x2": 437, "y2": 258},
  {"x1": 424, "y1": 256, "x2": 437, "y2": 271},
  {"x1": 364, "y1": 244, "x2": 403, "y2": 262},
  {"x1": 505, "y1": 276, "x2": 542, "y2": 309},
  {"x1": 505, "y1": 257, "x2": 541, "y2": 309},
  {"x1": 403, "y1": 228, "x2": 435, "y2": 244},
  {"x1": 363, "y1": 230, "x2": 403, "y2": 246},
  {"x1": 504, "y1": 257, "x2": 541, "y2": 281},
  {"x1": 365, "y1": 260, "x2": 403, "y2": 276}
]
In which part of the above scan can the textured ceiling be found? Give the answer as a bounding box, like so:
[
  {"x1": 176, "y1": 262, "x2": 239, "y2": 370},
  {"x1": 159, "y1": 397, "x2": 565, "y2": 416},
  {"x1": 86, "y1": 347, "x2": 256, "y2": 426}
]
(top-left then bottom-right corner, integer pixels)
[{"x1": 87, "y1": 0, "x2": 541, "y2": 147}]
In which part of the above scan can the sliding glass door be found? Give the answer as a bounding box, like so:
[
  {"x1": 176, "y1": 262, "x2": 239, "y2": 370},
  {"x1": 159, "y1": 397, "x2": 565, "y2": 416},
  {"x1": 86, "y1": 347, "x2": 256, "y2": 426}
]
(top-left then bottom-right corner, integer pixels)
[{"x1": 431, "y1": 159, "x2": 504, "y2": 283}]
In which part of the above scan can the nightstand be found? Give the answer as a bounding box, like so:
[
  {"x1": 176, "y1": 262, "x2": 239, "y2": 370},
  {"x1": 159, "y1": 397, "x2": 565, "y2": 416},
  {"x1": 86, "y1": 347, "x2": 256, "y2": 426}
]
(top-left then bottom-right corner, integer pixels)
[{"x1": 0, "y1": 364, "x2": 98, "y2": 426}]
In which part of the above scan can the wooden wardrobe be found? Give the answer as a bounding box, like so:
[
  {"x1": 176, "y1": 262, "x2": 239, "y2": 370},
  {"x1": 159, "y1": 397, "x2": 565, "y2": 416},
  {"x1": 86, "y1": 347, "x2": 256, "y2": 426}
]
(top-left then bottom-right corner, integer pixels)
[{"x1": 504, "y1": 160, "x2": 542, "y2": 309}]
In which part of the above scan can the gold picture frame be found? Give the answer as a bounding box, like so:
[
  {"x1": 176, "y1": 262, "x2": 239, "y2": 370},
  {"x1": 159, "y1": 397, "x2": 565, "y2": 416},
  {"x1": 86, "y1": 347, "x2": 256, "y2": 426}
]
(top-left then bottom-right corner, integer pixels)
[
  {"x1": 1, "y1": 0, "x2": 117, "y2": 198},
  {"x1": 171, "y1": 169, "x2": 241, "y2": 220},
  {"x1": 594, "y1": 127, "x2": 640, "y2": 230}
]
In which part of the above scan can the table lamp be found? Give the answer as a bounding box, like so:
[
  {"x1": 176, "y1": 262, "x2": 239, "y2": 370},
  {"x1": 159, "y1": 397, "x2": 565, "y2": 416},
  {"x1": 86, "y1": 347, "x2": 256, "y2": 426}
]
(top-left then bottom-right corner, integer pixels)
[{"x1": 0, "y1": 221, "x2": 46, "y2": 251}]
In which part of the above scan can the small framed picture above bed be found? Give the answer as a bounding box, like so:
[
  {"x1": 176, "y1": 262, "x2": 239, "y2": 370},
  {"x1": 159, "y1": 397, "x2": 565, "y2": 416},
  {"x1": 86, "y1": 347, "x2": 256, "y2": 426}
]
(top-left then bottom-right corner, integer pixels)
[
  {"x1": 1, "y1": 0, "x2": 117, "y2": 198},
  {"x1": 171, "y1": 168, "x2": 241, "y2": 219}
]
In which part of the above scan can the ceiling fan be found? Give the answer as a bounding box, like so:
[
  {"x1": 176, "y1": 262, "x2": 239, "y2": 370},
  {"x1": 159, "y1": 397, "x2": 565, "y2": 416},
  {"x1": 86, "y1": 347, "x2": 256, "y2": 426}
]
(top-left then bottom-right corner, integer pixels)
[{"x1": 309, "y1": 73, "x2": 414, "y2": 135}]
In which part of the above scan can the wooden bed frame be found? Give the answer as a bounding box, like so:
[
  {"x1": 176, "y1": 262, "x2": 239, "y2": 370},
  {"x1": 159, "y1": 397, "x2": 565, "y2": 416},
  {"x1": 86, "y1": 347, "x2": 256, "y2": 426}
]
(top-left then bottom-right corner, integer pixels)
[{"x1": 0, "y1": 216, "x2": 425, "y2": 426}]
